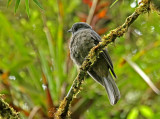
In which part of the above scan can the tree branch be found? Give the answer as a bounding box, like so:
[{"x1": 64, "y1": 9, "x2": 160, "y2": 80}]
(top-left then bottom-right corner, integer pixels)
[{"x1": 55, "y1": 0, "x2": 151, "y2": 118}]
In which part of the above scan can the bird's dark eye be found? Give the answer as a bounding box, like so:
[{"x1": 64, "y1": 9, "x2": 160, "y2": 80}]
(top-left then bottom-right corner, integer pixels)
[{"x1": 74, "y1": 27, "x2": 78, "y2": 31}]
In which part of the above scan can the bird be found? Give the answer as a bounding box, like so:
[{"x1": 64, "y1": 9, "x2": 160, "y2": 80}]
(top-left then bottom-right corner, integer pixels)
[{"x1": 68, "y1": 22, "x2": 120, "y2": 105}]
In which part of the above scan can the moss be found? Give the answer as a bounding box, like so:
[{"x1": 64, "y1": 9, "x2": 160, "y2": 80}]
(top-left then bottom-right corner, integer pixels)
[
  {"x1": 54, "y1": 97, "x2": 67, "y2": 119},
  {"x1": 0, "y1": 95, "x2": 19, "y2": 119}
]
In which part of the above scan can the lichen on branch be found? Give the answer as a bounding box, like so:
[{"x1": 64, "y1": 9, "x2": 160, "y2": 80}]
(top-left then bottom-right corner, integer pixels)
[{"x1": 0, "y1": 94, "x2": 19, "y2": 119}]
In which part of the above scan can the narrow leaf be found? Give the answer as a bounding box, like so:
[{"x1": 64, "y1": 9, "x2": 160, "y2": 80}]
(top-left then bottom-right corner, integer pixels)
[
  {"x1": 14, "y1": 0, "x2": 20, "y2": 13},
  {"x1": 110, "y1": 0, "x2": 119, "y2": 8},
  {"x1": 33, "y1": 0, "x2": 44, "y2": 9},
  {"x1": 25, "y1": 0, "x2": 30, "y2": 17},
  {"x1": 7, "y1": 0, "x2": 12, "y2": 7}
]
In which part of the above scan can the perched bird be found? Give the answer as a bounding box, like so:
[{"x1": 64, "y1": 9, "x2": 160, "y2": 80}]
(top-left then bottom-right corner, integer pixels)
[{"x1": 68, "y1": 22, "x2": 120, "y2": 105}]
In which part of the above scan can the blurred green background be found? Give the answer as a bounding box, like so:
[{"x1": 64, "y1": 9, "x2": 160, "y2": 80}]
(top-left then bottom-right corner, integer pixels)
[{"x1": 0, "y1": 0, "x2": 160, "y2": 118}]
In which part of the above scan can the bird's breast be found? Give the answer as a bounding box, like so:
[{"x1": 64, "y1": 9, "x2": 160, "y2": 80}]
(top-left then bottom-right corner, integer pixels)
[{"x1": 70, "y1": 30, "x2": 95, "y2": 66}]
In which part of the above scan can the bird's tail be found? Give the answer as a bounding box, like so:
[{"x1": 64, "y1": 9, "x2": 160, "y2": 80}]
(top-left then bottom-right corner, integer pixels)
[{"x1": 102, "y1": 73, "x2": 120, "y2": 105}]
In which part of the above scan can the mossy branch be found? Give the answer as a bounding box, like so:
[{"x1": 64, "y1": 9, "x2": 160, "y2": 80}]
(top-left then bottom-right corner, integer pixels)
[
  {"x1": 0, "y1": 95, "x2": 19, "y2": 119},
  {"x1": 55, "y1": 0, "x2": 151, "y2": 118}
]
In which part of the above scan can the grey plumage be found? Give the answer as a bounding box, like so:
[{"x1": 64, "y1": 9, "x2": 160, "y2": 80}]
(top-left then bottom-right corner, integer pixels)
[{"x1": 69, "y1": 22, "x2": 120, "y2": 105}]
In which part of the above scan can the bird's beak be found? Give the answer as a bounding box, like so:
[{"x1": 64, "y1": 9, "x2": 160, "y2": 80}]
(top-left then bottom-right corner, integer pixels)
[{"x1": 68, "y1": 29, "x2": 72, "y2": 32}]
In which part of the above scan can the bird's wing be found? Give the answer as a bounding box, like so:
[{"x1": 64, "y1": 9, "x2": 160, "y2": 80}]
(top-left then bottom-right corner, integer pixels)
[
  {"x1": 87, "y1": 62, "x2": 120, "y2": 105},
  {"x1": 90, "y1": 30, "x2": 117, "y2": 78},
  {"x1": 87, "y1": 70, "x2": 103, "y2": 86},
  {"x1": 87, "y1": 30, "x2": 120, "y2": 105},
  {"x1": 102, "y1": 51, "x2": 117, "y2": 78}
]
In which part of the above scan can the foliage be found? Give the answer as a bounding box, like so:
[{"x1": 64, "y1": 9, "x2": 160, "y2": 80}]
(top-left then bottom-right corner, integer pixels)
[{"x1": 0, "y1": 0, "x2": 160, "y2": 118}]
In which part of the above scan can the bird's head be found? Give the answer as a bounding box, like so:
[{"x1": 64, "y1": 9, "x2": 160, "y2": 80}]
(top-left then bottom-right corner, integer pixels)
[{"x1": 68, "y1": 22, "x2": 92, "y2": 34}]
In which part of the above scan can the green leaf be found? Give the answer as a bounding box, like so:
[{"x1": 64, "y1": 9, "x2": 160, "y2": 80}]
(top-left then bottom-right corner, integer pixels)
[
  {"x1": 7, "y1": 0, "x2": 12, "y2": 7},
  {"x1": 33, "y1": 0, "x2": 44, "y2": 9},
  {"x1": 127, "y1": 107, "x2": 139, "y2": 119},
  {"x1": 14, "y1": 0, "x2": 20, "y2": 13},
  {"x1": 39, "y1": 49, "x2": 57, "y2": 101},
  {"x1": 139, "y1": 105, "x2": 154, "y2": 119},
  {"x1": 25, "y1": 0, "x2": 30, "y2": 17}
]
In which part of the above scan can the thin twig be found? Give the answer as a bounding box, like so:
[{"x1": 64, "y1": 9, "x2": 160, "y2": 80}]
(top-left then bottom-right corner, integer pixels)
[
  {"x1": 28, "y1": 106, "x2": 40, "y2": 119},
  {"x1": 124, "y1": 57, "x2": 160, "y2": 95},
  {"x1": 55, "y1": 0, "x2": 151, "y2": 118},
  {"x1": 86, "y1": 0, "x2": 98, "y2": 24}
]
